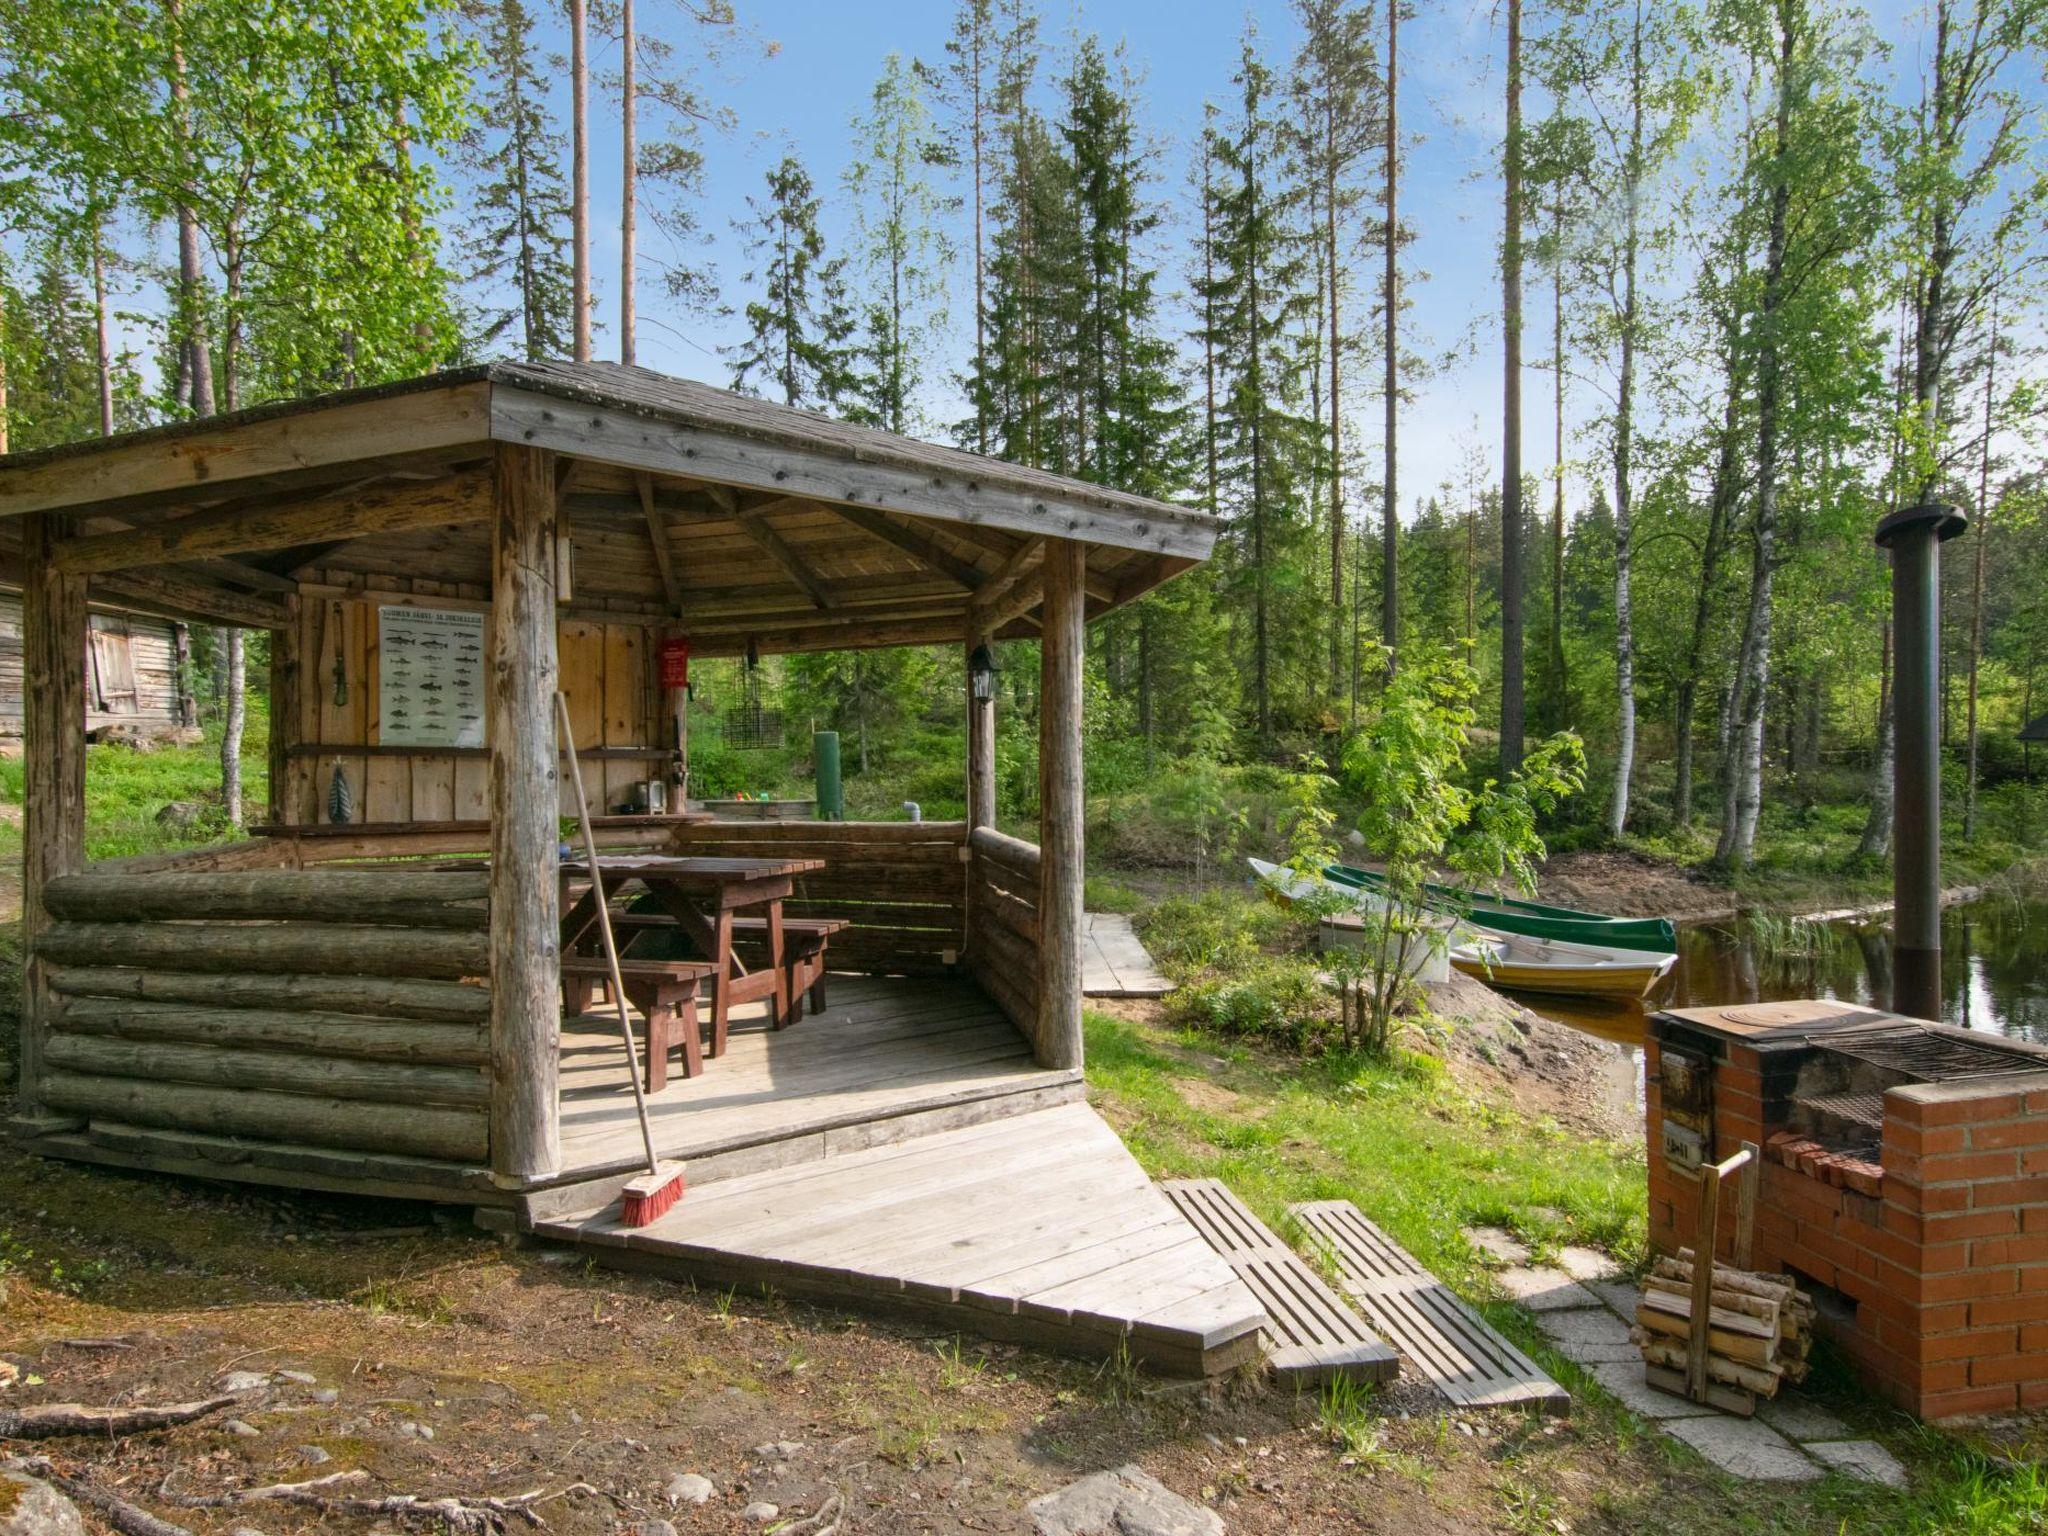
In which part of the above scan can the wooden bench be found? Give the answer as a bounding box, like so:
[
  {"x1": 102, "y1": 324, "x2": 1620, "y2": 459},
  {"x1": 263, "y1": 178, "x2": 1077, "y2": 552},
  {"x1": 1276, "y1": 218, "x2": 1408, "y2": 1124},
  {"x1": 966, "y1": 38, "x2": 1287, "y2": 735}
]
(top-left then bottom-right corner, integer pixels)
[
  {"x1": 560, "y1": 955, "x2": 717, "y2": 1091},
  {"x1": 610, "y1": 911, "x2": 850, "y2": 1040}
]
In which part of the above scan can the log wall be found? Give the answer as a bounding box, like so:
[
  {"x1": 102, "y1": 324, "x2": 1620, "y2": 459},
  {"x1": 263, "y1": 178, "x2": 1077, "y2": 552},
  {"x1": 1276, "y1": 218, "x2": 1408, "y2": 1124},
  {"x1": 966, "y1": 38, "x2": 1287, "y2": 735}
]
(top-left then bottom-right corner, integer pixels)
[
  {"x1": 34, "y1": 870, "x2": 493, "y2": 1170},
  {"x1": 966, "y1": 828, "x2": 1043, "y2": 1053},
  {"x1": 277, "y1": 584, "x2": 663, "y2": 827},
  {"x1": 667, "y1": 819, "x2": 969, "y2": 976}
]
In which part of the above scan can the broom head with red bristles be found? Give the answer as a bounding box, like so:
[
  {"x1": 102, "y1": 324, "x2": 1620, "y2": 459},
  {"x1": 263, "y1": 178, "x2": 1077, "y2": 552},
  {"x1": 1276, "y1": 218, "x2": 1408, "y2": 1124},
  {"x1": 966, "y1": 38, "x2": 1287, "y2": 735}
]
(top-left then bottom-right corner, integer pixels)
[{"x1": 619, "y1": 1163, "x2": 686, "y2": 1226}]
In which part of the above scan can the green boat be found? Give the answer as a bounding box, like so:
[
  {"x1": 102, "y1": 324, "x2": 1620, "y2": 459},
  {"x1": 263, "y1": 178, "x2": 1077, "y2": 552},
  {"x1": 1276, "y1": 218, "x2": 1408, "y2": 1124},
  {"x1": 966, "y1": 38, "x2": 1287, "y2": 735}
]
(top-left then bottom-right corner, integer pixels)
[{"x1": 1322, "y1": 863, "x2": 1677, "y2": 956}]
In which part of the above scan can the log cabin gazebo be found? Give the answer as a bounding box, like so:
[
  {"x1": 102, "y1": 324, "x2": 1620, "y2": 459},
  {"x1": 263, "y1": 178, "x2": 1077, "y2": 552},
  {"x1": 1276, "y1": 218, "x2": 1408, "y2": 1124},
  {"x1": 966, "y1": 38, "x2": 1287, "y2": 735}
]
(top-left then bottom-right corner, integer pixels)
[{"x1": 2, "y1": 362, "x2": 1265, "y2": 1373}]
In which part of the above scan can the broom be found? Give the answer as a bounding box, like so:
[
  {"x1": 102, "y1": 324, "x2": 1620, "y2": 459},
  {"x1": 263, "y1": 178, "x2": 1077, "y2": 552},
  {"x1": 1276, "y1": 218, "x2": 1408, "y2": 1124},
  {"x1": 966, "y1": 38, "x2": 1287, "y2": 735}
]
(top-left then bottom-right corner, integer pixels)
[{"x1": 555, "y1": 690, "x2": 686, "y2": 1226}]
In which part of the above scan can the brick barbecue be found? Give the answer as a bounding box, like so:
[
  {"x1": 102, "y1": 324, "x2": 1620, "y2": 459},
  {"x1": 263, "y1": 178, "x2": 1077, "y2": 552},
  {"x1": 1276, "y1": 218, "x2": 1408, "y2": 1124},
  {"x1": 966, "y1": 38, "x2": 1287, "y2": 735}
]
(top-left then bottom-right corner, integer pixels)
[{"x1": 1646, "y1": 998, "x2": 2048, "y2": 1421}]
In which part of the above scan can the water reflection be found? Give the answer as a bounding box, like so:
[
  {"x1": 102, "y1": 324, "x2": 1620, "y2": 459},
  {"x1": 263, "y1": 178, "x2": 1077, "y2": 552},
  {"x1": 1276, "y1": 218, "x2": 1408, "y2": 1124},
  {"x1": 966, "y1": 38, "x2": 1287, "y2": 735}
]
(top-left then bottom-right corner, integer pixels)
[{"x1": 1512, "y1": 895, "x2": 2048, "y2": 1048}]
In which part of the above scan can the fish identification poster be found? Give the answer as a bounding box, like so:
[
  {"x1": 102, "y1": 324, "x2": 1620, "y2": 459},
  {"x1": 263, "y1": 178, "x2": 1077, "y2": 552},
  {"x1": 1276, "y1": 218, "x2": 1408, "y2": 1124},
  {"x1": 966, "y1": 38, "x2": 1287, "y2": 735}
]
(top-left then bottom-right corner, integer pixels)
[{"x1": 377, "y1": 605, "x2": 486, "y2": 748}]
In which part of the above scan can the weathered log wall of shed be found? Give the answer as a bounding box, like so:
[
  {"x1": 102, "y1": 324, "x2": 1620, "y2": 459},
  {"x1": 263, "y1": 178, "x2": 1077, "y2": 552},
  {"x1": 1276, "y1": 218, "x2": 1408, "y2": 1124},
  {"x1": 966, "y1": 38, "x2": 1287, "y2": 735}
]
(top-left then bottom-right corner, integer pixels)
[
  {"x1": 666, "y1": 819, "x2": 969, "y2": 977},
  {"x1": 0, "y1": 592, "x2": 186, "y2": 736},
  {"x1": 33, "y1": 870, "x2": 493, "y2": 1172},
  {"x1": 965, "y1": 828, "x2": 1043, "y2": 1052},
  {"x1": 276, "y1": 585, "x2": 663, "y2": 827}
]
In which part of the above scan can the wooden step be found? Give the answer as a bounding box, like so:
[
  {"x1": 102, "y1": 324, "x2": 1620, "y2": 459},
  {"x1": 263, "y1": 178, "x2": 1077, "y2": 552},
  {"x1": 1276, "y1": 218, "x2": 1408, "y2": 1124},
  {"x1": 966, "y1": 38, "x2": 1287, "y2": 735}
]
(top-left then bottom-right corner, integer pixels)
[
  {"x1": 1163, "y1": 1179, "x2": 1398, "y2": 1388},
  {"x1": 1289, "y1": 1200, "x2": 1569, "y2": 1415}
]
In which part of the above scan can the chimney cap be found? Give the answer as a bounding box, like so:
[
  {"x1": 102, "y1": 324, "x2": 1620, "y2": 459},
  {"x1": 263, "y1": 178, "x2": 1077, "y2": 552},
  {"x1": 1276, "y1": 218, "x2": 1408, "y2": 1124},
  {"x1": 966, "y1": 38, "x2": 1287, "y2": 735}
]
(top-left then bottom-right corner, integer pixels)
[{"x1": 1875, "y1": 501, "x2": 1967, "y2": 549}]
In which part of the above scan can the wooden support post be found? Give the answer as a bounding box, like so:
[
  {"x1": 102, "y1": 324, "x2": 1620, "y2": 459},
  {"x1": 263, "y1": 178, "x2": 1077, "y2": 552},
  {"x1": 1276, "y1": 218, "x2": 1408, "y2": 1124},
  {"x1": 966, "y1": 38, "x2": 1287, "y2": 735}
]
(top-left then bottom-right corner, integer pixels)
[
  {"x1": 966, "y1": 627, "x2": 996, "y2": 834},
  {"x1": 267, "y1": 595, "x2": 302, "y2": 826},
  {"x1": 489, "y1": 443, "x2": 562, "y2": 1184},
  {"x1": 1036, "y1": 538, "x2": 1085, "y2": 1070},
  {"x1": 20, "y1": 514, "x2": 87, "y2": 1123}
]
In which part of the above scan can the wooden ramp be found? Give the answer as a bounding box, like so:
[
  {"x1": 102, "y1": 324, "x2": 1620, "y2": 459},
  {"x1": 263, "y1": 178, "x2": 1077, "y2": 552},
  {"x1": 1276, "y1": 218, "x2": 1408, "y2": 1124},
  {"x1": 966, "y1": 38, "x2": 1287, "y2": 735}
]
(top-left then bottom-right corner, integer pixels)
[
  {"x1": 533, "y1": 1104, "x2": 1267, "y2": 1377},
  {"x1": 1291, "y1": 1200, "x2": 1569, "y2": 1414},
  {"x1": 1082, "y1": 914, "x2": 1172, "y2": 999},
  {"x1": 1163, "y1": 1180, "x2": 1398, "y2": 1388}
]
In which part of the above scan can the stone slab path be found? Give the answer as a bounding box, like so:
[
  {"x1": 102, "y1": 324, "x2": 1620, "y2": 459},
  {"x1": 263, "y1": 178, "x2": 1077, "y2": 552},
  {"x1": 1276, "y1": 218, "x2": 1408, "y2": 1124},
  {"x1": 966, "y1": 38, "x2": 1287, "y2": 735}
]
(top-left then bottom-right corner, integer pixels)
[{"x1": 1463, "y1": 1227, "x2": 1907, "y2": 1489}]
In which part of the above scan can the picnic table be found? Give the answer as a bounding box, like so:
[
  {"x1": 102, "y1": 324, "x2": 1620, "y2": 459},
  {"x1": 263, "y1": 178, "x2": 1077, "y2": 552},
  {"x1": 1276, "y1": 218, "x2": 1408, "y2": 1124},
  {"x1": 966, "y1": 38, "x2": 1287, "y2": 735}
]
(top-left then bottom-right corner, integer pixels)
[{"x1": 559, "y1": 854, "x2": 826, "y2": 1072}]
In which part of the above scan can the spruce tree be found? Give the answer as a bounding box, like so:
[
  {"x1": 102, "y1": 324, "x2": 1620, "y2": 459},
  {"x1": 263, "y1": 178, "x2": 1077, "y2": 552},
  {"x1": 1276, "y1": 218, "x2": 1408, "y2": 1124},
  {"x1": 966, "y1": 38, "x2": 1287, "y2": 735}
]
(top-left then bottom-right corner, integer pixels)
[
  {"x1": 460, "y1": 0, "x2": 574, "y2": 360},
  {"x1": 726, "y1": 153, "x2": 858, "y2": 409}
]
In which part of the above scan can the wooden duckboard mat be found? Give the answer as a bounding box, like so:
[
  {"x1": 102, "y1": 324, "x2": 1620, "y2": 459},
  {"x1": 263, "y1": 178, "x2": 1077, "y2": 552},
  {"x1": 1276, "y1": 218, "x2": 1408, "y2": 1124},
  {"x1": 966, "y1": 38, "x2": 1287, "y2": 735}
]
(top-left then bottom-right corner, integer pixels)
[
  {"x1": 1290, "y1": 1200, "x2": 1569, "y2": 1414},
  {"x1": 1081, "y1": 913, "x2": 1172, "y2": 999},
  {"x1": 1163, "y1": 1179, "x2": 1398, "y2": 1388},
  {"x1": 534, "y1": 1104, "x2": 1268, "y2": 1377}
]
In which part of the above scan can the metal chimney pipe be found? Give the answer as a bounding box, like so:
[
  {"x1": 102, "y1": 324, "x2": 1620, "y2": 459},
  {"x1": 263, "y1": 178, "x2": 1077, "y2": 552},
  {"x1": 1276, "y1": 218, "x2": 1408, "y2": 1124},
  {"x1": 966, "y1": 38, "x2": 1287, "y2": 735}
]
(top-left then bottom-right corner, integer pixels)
[{"x1": 1874, "y1": 502, "x2": 1966, "y2": 1020}]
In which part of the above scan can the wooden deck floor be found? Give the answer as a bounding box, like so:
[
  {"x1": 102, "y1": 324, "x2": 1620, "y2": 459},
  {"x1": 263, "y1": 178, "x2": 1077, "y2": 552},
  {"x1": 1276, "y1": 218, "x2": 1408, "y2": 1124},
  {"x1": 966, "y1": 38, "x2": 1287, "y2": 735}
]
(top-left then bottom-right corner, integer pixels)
[
  {"x1": 551, "y1": 973, "x2": 1079, "y2": 1193},
  {"x1": 535, "y1": 1102, "x2": 1268, "y2": 1376}
]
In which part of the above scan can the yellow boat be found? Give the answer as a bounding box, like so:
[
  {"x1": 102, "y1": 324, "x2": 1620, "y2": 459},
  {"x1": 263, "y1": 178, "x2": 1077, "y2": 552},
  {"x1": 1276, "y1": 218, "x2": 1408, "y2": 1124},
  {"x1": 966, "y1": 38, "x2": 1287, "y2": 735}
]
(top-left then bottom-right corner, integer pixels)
[{"x1": 1447, "y1": 930, "x2": 1676, "y2": 999}]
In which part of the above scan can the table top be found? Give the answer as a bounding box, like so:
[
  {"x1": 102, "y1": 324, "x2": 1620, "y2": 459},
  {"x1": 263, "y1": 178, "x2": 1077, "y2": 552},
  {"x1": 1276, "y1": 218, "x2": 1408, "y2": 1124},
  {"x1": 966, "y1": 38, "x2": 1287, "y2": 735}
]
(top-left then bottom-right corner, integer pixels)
[{"x1": 564, "y1": 854, "x2": 827, "y2": 881}]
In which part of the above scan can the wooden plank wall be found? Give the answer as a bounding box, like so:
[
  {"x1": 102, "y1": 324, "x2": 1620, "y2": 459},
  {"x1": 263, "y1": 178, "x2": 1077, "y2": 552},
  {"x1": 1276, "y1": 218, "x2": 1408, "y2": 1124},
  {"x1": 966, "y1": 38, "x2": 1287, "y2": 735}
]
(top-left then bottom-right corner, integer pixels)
[
  {"x1": 284, "y1": 588, "x2": 661, "y2": 826},
  {"x1": 0, "y1": 592, "x2": 184, "y2": 734},
  {"x1": 668, "y1": 819, "x2": 969, "y2": 977},
  {"x1": 965, "y1": 828, "x2": 1042, "y2": 1049},
  {"x1": 31, "y1": 869, "x2": 494, "y2": 1175}
]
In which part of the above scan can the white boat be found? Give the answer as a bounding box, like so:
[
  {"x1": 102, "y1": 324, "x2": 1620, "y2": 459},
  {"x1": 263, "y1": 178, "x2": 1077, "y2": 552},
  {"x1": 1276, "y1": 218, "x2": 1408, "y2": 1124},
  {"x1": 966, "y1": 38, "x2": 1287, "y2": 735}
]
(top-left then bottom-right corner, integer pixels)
[{"x1": 1248, "y1": 857, "x2": 1677, "y2": 1000}]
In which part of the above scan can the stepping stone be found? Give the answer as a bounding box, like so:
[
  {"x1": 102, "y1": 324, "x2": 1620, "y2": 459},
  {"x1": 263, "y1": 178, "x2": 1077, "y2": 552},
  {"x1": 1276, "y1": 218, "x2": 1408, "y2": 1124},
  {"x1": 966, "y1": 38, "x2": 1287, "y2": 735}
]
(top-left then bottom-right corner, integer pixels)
[
  {"x1": 1806, "y1": 1439, "x2": 1908, "y2": 1488},
  {"x1": 1587, "y1": 1362, "x2": 1717, "y2": 1421},
  {"x1": 1663, "y1": 1416, "x2": 1822, "y2": 1482},
  {"x1": 1294, "y1": 1201, "x2": 1568, "y2": 1414},
  {"x1": 1556, "y1": 1246, "x2": 1622, "y2": 1282},
  {"x1": 1535, "y1": 1306, "x2": 1637, "y2": 1365},
  {"x1": 1466, "y1": 1226, "x2": 1531, "y2": 1265},
  {"x1": 1029, "y1": 1464, "x2": 1223, "y2": 1536},
  {"x1": 1587, "y1": 1279, "x2": 1642, "y2": 1318},
  {"x1": 1755, "y1": 1397, "x2": 1853, "y2": 1443},
  {"x1": 1496, "y1": 1266, "x2": 1599, "y2": 1312}
]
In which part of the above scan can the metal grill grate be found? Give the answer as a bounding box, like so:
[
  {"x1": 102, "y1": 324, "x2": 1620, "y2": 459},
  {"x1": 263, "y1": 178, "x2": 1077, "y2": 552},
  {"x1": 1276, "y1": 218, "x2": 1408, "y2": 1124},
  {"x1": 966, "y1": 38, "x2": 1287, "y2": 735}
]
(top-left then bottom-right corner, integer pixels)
[
  {"x1": 1792, "y1": 1090, "x2": 1886, "y2": 1136},
  {"x1": 1815, "y1": 1024, "x2": 2048, "y2": 1083}
]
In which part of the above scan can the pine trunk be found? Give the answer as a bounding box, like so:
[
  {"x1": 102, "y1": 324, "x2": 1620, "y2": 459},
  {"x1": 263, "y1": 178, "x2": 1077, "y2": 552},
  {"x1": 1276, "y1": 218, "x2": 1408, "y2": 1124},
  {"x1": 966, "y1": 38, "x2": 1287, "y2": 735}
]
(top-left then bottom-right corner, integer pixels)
[
  {"x1": 570, "y1": 0, "x2": 591, "y2": 362},
  {"x1": 1500, "y1": 0, "x2": 1526, "y2": 775},
  {"x1": 1381, "y1": 0, "x2": 1400, "y2": 671},
  {"x1": 620, "y1": 0, "x2": 636, "y2": 366}
]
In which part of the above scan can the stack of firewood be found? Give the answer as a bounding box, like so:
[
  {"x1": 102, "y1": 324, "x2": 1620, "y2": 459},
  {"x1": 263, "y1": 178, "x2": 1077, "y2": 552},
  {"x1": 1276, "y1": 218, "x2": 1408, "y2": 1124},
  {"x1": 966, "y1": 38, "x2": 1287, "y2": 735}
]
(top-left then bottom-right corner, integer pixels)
[{"x1": 1630, "y1": 1247, "x2": 1814, "y2": 1416}]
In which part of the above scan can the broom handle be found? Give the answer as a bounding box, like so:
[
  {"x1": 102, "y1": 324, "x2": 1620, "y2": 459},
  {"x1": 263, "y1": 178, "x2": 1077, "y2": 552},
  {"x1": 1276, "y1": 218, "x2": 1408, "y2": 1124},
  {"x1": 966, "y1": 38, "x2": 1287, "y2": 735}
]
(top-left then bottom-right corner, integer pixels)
[{"x1": 555, "y1": 691, "x2": 660, "y2": 1175}]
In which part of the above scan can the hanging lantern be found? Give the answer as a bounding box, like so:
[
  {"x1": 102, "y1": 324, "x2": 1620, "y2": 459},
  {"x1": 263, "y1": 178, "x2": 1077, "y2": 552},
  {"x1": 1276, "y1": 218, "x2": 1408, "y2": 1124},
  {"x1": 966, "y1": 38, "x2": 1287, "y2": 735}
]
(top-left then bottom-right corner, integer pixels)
[{"x1": 968, "y1": 642, "x2": 999, "y2": 702}]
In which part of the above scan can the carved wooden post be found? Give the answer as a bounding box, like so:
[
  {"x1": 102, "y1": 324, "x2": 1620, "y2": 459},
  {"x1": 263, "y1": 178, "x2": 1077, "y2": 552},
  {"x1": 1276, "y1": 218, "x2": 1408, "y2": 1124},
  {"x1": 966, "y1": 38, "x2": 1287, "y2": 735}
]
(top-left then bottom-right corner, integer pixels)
[
  {"x1": 966, "y1": 627, "x2": 996, "y2": 833},
  {"x1": 489, "y1": 443, "x2": 562, "y2": 1183},
  {"x1": 267, "y1": 595, "x2": 301, "y2": 825},
  {"x1": 20, "y1": 513, "x2": 86, "y2": 1123},
  {"x1": 1036, "y1": 538, "x2": 1085, "y2": 1070}
]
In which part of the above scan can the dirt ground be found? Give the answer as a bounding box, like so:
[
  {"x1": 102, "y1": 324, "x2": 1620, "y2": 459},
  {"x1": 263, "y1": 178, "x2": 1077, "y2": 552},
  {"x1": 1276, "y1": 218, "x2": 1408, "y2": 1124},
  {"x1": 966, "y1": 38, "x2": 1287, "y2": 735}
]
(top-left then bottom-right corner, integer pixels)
[
  {"x1": 0, "y1": 1137, "x2": 1709, "y2": 1536},
  {"x1": 1425, "y1": 972, "x2": 1641, "y2": 1143},
  {"x1": 1532, "y1": 851, "x2": 1736, "y2": 922}
]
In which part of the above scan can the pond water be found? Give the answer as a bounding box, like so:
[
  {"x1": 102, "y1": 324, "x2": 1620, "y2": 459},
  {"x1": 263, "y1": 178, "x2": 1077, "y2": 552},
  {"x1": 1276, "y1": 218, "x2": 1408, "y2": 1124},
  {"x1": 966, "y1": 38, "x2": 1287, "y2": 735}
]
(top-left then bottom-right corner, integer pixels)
[{"x1": 1516, "y1": 895, "x2": 2048, "y2": 1050}]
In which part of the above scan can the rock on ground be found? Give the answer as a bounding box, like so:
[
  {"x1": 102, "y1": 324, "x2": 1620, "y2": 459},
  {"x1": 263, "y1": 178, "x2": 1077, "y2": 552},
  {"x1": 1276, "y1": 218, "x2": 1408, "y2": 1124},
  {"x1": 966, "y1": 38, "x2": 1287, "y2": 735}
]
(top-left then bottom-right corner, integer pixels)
[
  {"x1": 1028, "y1": 1464, "x2": 1223, "y2": 1536},
  {"x1": 665, "y1": 1472, "x2": 715, "y2": 1506},
  {"x1": 0, "y1": 1471, "x2": 87, "y2": 1536}
]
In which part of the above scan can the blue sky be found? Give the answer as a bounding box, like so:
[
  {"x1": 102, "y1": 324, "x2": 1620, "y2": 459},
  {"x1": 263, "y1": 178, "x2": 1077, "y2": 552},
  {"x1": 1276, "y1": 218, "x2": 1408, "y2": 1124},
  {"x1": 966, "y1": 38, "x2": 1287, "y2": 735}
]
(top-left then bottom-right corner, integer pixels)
[{"x1": 547, "y1": 0, "x2": 1524, "y2": 513}]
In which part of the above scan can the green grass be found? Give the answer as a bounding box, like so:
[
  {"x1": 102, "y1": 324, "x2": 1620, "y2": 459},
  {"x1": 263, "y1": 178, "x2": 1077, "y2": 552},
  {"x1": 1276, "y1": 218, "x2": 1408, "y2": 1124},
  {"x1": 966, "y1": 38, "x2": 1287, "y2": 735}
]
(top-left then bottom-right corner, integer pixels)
[{"x1": 0, "y1": 702, "x2": 269, "y2": 863}]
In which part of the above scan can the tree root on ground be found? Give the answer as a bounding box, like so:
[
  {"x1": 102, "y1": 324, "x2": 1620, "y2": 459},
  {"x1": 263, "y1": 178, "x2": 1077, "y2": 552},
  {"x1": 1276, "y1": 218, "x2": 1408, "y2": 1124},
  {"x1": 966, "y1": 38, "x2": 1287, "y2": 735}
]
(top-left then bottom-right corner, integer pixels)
[
  {"x1": 160, "y1": 1466, "x2": 585, "y2": 1533},
  {"x1": 0, "y1": 1396, "x2": 237, "y2": 1440}
]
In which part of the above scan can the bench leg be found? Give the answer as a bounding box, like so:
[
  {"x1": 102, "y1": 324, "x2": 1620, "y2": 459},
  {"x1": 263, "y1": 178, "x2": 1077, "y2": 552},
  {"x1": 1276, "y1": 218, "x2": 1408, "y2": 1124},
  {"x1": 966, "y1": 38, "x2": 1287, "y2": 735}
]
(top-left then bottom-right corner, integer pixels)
[
  {"x1": 676, "y1": 992, "x2": 704, "y2": 1079},
  {"x1": 630, "y1": 982, "x2": 671, "y2": 1094},
  {"x1": 809, "y1": 967, "x2": 827, "y2": 1014}
]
